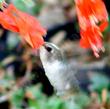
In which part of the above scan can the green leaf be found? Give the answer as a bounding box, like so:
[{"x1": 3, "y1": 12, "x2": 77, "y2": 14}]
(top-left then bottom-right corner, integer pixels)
[{"x1": 11, "y1": 89, "x2": 25, "y2": 108}]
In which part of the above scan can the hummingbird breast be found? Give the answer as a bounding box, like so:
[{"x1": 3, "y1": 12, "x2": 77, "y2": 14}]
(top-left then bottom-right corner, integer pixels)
[{"x1": 43, "y1": 60, "x2": 80, "y2": 96}]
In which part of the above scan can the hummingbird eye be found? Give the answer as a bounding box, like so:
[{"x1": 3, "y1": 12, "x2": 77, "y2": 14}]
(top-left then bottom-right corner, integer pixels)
[{"x1": 45, "y1": 46, "x2": 53, "y2": 52}]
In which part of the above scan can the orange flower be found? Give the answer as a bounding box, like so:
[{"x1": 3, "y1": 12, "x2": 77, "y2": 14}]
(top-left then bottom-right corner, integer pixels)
[
  {"x1": 0, "y1": 3, "x2": 46, "y2": 49},
  {"x1": 75, "y1": 0, "x2": 108, "y2": 57}
]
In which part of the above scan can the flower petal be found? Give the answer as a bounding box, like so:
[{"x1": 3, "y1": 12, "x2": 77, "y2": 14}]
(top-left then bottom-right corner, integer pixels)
[
  {"x1": 75, "y1": 0, "x2": 108, "y2": 57},
  {"x1": 0, "y1": 4, "x2": 46, "y2": 49},
  {"x1": 0, "y1": 12, "x2": 19, "y2": 32}
]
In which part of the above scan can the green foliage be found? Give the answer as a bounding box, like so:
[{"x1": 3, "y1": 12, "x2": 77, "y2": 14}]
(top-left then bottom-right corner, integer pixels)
[
  {"x1": 0, "y1": 83, "x2": 91, "y2": 109},
  {"x1": 9, "y1": 84, "x2": 91, "y2": 109},
  {"x1": 28, "y1": 85, "x2": 65, "y2": 109},
  {"x1": 106, "y1": 92, "x2": 110, "y2": 102},
  {"x1": 11, "y1": 89, "x2": 25, "y2": 109},
  {"x1": 13, "y1": 0, "x2": 44, "y2": 15},
  {"x1": 0, "y1": 0, "x2": 4, "y2": 3},
  {"x1": 73, "y1": 93, "x2": 90, "y2": 108},
  {"x1": 89, "y1": 73, "x2": 110, "y2": 93}
]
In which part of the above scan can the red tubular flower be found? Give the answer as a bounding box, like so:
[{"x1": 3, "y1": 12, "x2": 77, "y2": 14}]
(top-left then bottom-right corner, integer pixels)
[
  {"x1": 75, "y1": 0, "x2": 108, "y2": 57},
  {"x1": 0, "y1": 3, "x2": 46, "y2": 49}
]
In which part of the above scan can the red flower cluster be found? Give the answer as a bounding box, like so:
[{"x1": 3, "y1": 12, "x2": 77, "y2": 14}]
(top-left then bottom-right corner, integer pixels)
[
  {"x1": 0, "y1": 3, "x2": 46, "y2": 49},
  {"x1": 75, "y1": 0, "x2": 108, "y2": 57}
]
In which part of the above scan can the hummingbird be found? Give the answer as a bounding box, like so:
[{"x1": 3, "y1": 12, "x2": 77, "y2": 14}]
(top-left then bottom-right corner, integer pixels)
[{"x1": 39, "y1": 42, "x2": 80, "y2": 98}]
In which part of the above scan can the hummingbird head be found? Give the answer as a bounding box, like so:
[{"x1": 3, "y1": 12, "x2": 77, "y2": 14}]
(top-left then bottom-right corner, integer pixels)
[{"x1": 39, "y1": 42, "x2": 63, "y2": 63}]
